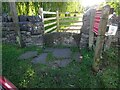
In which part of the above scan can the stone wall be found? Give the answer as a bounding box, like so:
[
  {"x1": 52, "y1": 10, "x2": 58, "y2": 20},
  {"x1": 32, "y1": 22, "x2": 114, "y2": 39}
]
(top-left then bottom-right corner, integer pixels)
[
  {"x1": 2, "y1": 15, "x2": 44, "y2": 47},
  {"x1": 43, "y1": 32, "x2": 80, "y2": 47},
  {"x1": 79, "y1": 9, "x2": 95, "y2": 48},
  {"x1": 2, "y1": 14, "x2": 80, "y2": 47}
]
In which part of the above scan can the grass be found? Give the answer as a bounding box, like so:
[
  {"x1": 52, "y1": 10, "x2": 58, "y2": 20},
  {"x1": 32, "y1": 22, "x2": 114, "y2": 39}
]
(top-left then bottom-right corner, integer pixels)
[
  {"x1": 46, "y1": 52, "x2": 55, "y2": 62},
  {"x1": 2, "y1": 44, "x2": 119, "y2": 88}
]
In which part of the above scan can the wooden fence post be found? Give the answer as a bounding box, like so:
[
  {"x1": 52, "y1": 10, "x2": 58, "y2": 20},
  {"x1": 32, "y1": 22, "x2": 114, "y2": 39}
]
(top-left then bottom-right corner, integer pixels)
[
  {"x1": 0, "y1": 1, "x2": 1, "y2": 16},
  {"x1": 38, "y1": 8, "x2": 44, "y2": 33},
  {"x1": 39, "y1": 8, "x2": 44, "y2": 22},
  {"x1": 92, "y1": 5, "x2": 110, "y2": 72},
  {"x1": 89, "y1": 9, "x2": 96, "y2": 49},
  {"x1": 9, "y1": 2, "x2": 23, "y2": 47},
  {"x1": 0, "y1": 1, "x2": 2, "y2": 38},
  {"x1": 56, "y1": 10, "x2": 59, "y2": 32},
  {"x1": 0, "y1": 0, "x2": 2, "y2": 75}
]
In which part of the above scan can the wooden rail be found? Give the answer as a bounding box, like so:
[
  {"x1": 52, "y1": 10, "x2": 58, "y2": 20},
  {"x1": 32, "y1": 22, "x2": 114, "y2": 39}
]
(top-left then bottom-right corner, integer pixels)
[
  {"x1": 43, "y1": 11, "x2": 56, "y2": 15},
  {"x1": 59, "y1": 25, "x2": 82, "y2": 27},
  {"x1": 44, "y1": 17, "x2": 57, "y2": 21},
  {"x1": 59, "y1": 20, "x2": 82, "y2": 23},
  {"x1": 44, "y1": 21, "x2": 57, "y2": 27},
  {"x1": 38, "y1": 9, "x2": 58, "y2": 33},
  {"x1": 59, "y1": 29, "x2": 80, "y2": 30},
  {"x1": 45, "y1": 26, "x2": 57, "y2": 33},
  {"x1": 59, "y1": 16, "x2": 82, "y2": 19}
]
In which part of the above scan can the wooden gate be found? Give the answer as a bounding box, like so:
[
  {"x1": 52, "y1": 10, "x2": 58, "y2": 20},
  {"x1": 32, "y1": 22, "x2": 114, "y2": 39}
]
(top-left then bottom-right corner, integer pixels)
[
  {"x1": 58, "y1": 12, "x2": 83, "y2": 33},
  {"x1": 39, "y1": 8, "x2": 83, "y2": 34}
]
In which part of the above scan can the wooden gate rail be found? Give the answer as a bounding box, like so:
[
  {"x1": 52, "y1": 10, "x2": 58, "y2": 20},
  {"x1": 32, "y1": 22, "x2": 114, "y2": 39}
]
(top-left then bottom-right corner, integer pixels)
[{"x1": 39, "y1": 8, "x2": 83, "y2": 33}]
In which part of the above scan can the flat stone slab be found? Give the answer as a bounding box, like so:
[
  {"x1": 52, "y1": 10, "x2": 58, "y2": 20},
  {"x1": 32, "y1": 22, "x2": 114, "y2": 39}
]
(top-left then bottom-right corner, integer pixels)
[
  {"x1": 31, "y1": 53, "x2": 48, "y2": 64},
  {"x1": 18, "y1": 51, "x2": 38, "y2": 60},
  {"x1": 44, "y1": 48, "x2": 54, "y2": 52},
  {"x1": 52, "y1": 48, "x2": 71, "y2": 58},
  {"x1": 49, "y1": 59, "x2": 72, "y2": 68},
  {"x1": 73, "y1": 52, "x2": 82, "y2": 63}
]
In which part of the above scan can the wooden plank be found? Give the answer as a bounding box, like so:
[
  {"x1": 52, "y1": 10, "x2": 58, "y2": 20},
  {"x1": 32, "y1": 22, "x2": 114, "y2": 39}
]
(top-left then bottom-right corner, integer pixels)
[
  {"x1": 59, "y1": 29, "x2": 80, "y2": 30},
  {"x1": 44, "y1": 21, "x2": 57, "y2": 27},
  {"x1": 44, "y1": 17, "x2": 57, "y2": 21},
  {"x1": 92, "y1": 5, "x2": 110, "y2": 72},
  {"x1": 9, "y1": 2, "x2": 23, "y2": 47},
  {"x1": 43, "y1": 11, "x2": 56, "y2": 15},
  {"x1": 59, "y1": 25, "x2": 82, "y2": 27},
  {"x1": 56, "y1": 10, "x2": 59, "y2": 32},
  {"x1": 59, "y1": 16, "x2": 82, "y2": 19},
  {"x1": 45, "y1": 26, "x2": 57, "y2": 33},
  {"x1": 59, "y1": 20, "x2": 82, "y2": 23},
  {"x1": 89, "y1": 9, "x2": 96, "y2": 49}
]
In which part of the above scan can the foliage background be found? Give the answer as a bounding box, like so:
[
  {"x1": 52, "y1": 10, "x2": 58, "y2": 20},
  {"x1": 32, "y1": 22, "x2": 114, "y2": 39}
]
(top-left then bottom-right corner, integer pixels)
[
  {"x1": 105, "y1": 0, "x2": 120, "y2": 15},
  {"x1": 2, "y1": 1, "x2": 83, "y2": 16}
]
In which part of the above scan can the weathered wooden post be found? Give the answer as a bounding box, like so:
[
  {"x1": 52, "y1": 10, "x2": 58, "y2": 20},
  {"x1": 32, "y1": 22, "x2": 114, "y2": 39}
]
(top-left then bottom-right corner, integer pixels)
[
  {"x1": 89, "y1": 9, "x2": 96, "y2": 49},
  {"x1": 0, "y1": 1, "x2": 1, "y2": 16},
  {"x1": 92, "y1": 5, "x2": 110, "y2": 72},
  {"x1": 0, "y1": 0, "x2": 2, "y2": 76},
  {"x1": 56, "y1": 10, "x2": 59, "y2": 32},
  {"x1": 0, "y1": 2, "x2": 1, "y2": 41},
  {"x1": 9, "y1": 2, "x2": 23, "y2": 47},
  {"x1": 38, "y1": 8, "x2": 44, "y2": 22},
  {"x1": 38, "y1": 8, "x2": 44, "y2": 33}
]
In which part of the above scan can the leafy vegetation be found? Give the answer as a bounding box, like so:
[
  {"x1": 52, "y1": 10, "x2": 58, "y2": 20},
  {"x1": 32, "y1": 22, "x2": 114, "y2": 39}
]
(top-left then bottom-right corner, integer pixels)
[
  {"x1": 106, "y1": 1, "x2": 120, "y2": 15},
  {"x1": 98, "y1": 47, "x2": 119, "y2": 88},
  {"x1": 2, "y1": 2, "x2": 83, "y2": 16},
  {"x1": 2, "y1": 44, "x2": 119, "y2": 88},
  {"x1": 2, "y1": 2, "x2": 82, "y2": 33}
]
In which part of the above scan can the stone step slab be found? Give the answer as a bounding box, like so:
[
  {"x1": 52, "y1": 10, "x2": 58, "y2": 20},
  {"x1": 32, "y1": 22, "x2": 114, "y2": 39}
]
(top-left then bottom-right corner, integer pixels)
[
  {"x1": 49, "y1": 59, "x2": 72, "y2": 68},
  {"x1": 52, "y1": 48, "x2": 72, "y2": 59},
  {"x1": 31, "y1": 53, "x2": 48, "y2": 64},
  {"x1": 18, "y1": 51, "x2": 38, "y2": 60}
]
